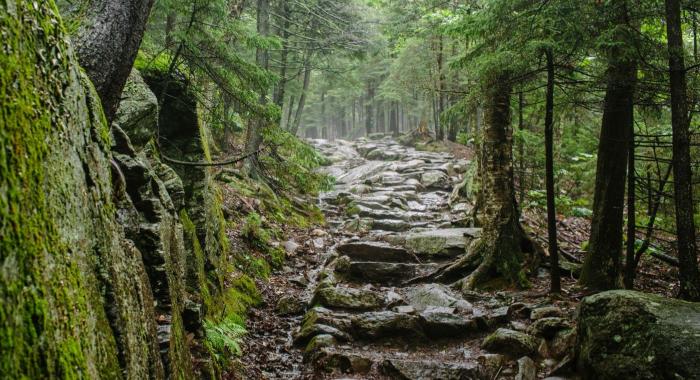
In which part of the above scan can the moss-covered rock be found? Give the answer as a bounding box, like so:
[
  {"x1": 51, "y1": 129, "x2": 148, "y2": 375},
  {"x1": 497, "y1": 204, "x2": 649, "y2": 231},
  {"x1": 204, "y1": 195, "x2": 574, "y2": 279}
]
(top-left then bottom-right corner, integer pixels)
[
  {"x1": 575, "y1": 290, "x2": 700, "y2": 380},
  {"x1": 0, "y1": 2, "x2": 163, "y2": 378},
  {"x1": 115, "y1": 69, "x2": 159, "y2": 147}
]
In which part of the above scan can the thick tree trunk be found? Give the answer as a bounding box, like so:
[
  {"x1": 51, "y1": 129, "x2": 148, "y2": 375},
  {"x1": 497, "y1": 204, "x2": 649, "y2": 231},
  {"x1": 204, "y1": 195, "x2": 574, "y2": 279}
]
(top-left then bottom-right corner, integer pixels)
[
  {"x1": 665, "y1": 0, "x2": 700, "y2": 301},
  {"x1": 423, "y1": 73, "x2": 535, "y2": 290},
  {"x1": 518, "y1": 92, "x2": 526, "y2": 206},
  {"x1": 544, "y1": 50, "x2": 560, "y2": 293},
  {"x1": 580, "y1": 0, "x2": 637, "y2": 291},
  {"x1": 245, "y1": 0, "x2": 270, "y2": 172},
  {"x1": 73, "y1": 0, "x2": 156, "y2": 122}
]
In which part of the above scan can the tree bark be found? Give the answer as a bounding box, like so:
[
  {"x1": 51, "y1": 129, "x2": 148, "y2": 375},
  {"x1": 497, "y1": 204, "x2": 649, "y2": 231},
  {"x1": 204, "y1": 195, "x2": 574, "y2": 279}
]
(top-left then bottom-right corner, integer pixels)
[
  {"x1": 273, "y1": 1, "x2": 291, "y2": 108},
  {"x1": 290, "y1": 53, "x2": 312, "y2": 136},
  {"x1": 365, "y1": 82, "x2": 375, "y2": 135},
  {"x1": 245, "y1": 0, "x2": 270, "y2": 172},
  {"x1": 580, "y1": 0, "x2": 637, "y2": 291},
  {"x1": 544, "y1": 49, "x2": 561, "y2": 293},
  {"x1": 424, "y1": 72, "x2": 535, "y2": 290},
  {"x1": 74, "y1": 0, "x2": 156, "y2": 122},
  {"x1": 665, "y1": 0, "x2": 700, "y2": 301}
]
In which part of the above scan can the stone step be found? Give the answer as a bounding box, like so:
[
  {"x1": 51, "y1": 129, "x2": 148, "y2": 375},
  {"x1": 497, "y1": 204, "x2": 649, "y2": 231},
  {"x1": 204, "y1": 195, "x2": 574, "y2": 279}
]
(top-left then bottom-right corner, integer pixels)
[{"x1": 335, "y1": 259, "x2": 439, "y2": 285}]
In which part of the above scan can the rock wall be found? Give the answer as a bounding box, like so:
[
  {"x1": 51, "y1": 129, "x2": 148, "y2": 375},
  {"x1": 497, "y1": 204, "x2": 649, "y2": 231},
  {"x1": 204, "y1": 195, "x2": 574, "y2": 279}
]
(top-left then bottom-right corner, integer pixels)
[
  {"x1": 0, "y1": 2, "x2": 232, "y2": 378},
  {"x1": 0, "y1": 1, "x2": 162, "y2": 378}
]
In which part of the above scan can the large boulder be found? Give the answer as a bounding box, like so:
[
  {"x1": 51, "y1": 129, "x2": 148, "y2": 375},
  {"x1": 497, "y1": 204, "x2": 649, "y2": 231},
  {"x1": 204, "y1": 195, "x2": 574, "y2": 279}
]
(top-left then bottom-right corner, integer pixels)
[
  {"x1": 576, "y1": 290, "x2": 700, "y2": 380},
  {"x1": 115, "y1": 69, "x2": 159, "y2": 147}
]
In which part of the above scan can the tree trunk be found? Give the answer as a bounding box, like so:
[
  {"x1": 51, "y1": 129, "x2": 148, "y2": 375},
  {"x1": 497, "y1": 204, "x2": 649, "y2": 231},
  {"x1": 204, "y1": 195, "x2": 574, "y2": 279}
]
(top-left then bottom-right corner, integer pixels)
[
  {"x1": 73, "y1": 0, "x2": 156, "y2": 122},
  {"x1": 245, "y1": 0, "x2": 270, "y2": 172},
  {"x1": 390, "y1": 102, "x2": 399, "y2": 136},
  {"x1": 544, "y1": 50, "x2": 561, "y2": 293},
  {"x1": 624, "y1": 134, "x2": 636, "y2": 289},
  {"x1": 518, "y1": 92, "x2": 526, "y2": 206},
  {"x1": 425, "y1": 73, "x2": 535, "y2": 290},
  {"x1": 273, "y1": 1, "x2": 291, "y2": 108},
  {"x1": 580, "y1": 0, "x2": 637, "y2": 291},
  {"x1": 665, "y1": 0, "x2": 700, "y2": 301},
  {"x1": 291, "y1": 53, "x2": 312, "y2": 136},
  {"x1": 365, "y1": 82, "x2": 375, "y2": 135}
]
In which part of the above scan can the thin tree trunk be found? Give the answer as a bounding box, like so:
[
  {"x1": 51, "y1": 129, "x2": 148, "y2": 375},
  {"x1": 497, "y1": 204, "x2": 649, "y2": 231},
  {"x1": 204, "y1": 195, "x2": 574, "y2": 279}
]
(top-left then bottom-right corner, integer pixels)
[
  {"x1": 544, "y1": 50, "x2": 560, "y2": 293},
  {"x1": 518, "y1": 92, "x2": 526, "y2": 206},
  {"x1": 291, "y1": 53, "x2": 312, "y2": 136},
  {"x1": 245, "y1": 0, "x2": 270, "y2": 172},
  {"x1": 665, "y1": 0, "x2": 700, "y2": 300},
  {"x1": 365, "y1": 82, "x2": 375, "y2": 135},
  {"x1": 624, "y1": 133, "x2": 636, "y2": 289},
  {"x1": 580, "y1": 0, "x2": 637, "y2": 291},
  {"x1": 273, "y1": 1, "x2": 291, "y2": 108},
  {"x1": 73, "y1": 0, "x2": 156, "y2": 121}
]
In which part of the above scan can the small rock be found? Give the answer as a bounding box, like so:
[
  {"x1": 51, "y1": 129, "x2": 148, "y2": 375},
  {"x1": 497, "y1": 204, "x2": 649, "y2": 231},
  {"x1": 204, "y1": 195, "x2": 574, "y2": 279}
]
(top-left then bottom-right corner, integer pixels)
[
  {"x1": 276, "y1": 295, "x2": 306, "y2": 316},
  {"x1": 482, "y1": 328, "x2": 538, "y2": 357},
  {"x1": 390, "y1": 305, "x2": 414, "y2": 315},
  {"x1": 312, "y1": 286, "x2": 385, "y2": 311},
  {"x1": 527, "y1": 317, "x2": 570, "y2": 339},
  {"x1": 311, "y1": 229, "x2": 328, "y2": 237},
  {"x1": 284, "y1": 240, "x2": 299, "y2": 256},
  {"x1": 530, "y1": 306, "x2": 563, "y2": 320},
  {"x1": 304, "y1": 334, "x2": 337, "y2": 355},
  {"x1": 515, "y1": 356, "x2": 537, "y2": 380}
]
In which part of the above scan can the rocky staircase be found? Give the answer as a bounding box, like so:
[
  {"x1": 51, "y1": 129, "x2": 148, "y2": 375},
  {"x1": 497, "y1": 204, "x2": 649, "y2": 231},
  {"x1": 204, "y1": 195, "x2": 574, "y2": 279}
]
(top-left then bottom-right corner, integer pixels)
[{"x1": 289, "y1": 137, "x2": 575, "y2": 379}]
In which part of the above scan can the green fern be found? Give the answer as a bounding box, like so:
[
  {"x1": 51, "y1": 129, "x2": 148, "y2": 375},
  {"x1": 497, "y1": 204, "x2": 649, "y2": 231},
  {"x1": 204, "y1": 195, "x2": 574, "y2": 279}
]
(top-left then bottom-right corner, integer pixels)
[{"x1": 204, "y1": 316, "x2": 247, "y2": 358}]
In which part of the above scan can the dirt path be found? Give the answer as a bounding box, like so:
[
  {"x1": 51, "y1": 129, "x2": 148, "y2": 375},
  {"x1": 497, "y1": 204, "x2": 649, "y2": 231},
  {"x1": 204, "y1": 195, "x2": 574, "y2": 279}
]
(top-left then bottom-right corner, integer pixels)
[{"x1": 240, "y1": 136, "x2": 579, "y2": 380}]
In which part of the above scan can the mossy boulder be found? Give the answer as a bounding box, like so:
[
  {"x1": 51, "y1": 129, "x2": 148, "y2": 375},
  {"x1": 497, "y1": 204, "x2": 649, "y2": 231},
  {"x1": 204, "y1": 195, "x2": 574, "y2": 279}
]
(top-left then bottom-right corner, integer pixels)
[
  {"x1": 0, "y1": 2, "x2": 166, "y2": 378},
  {"x1": 115, "y1": 69, "x2": 159, "y2": 147},
  {"x1": 576, "y1": 290, "x2": 700, "y2": 380},
  {"x1": 312, "y1": 286, "x2": 385, "y2": 311},
  {"x1": 482, "y1": 328, "x2": 538, "y2": 357}
]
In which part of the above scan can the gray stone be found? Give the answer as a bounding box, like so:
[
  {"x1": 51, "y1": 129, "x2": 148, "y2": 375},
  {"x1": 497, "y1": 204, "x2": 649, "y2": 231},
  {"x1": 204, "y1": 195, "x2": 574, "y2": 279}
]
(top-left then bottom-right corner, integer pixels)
[
  {"x1": 516, "y1": 356, "x2": 537, "y2": 380},
  {"x1": 527, "y1": 317, "x2": 571, "y2": 339},
  {"x1": 403, "y1": 228, "x2": 481, "y2": 257},
  {"x1": 405, "y1": 284, "x2": 473, "y2": 313},
  {"x1": 339, "y1": 261, "x2": 422, "y2": 285},
  {"x1": 276, "y1": 295, "x2": 306, "y2": 316},
  {"x1": 304, "y1": 334, "x2": 337, "y2": 355},
  {"x1": 312, "y1": 286, "x2": 385, "y2": 311},
  {"x1": 381, "y1": 359, "x2": 480, "y2": 380},
  {"x1": 351, "y1": 311, "x2": 425, "y2": 339},
  {"x1": 420, "y1": 170, "x2": 451, "y2": 189},
  {"x1": 482, "y1": 328, "x2": 538, "y2": 357},
  {"x1": 419, "y1": 309, "x2": 478, "y2": 338},
  {"x1": 115, "y1": 69, "x2": 159, "y2": 147},
  {"x1": 576, "y1": 290, "x2": 700, "y2": 380},
  {"x1": 530, "y1": 306, "x2": 564, "y2": 320},
  {"x1": 335, "y1": 241, "x2": 411, "y2": 262}
]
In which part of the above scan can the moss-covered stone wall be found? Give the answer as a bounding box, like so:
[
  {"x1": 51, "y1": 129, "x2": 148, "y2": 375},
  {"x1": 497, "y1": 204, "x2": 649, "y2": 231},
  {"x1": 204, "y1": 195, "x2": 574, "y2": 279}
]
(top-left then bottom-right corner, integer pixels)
[{"x1": 0, "y1": 1, "x2": 162, "y2": 378}]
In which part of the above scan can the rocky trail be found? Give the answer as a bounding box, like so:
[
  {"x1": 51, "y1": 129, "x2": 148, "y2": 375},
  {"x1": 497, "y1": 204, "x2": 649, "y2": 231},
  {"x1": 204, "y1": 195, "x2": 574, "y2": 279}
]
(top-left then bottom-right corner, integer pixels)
[{"x1": 240, "y1": 136, "x2": 579, "y2": 380}]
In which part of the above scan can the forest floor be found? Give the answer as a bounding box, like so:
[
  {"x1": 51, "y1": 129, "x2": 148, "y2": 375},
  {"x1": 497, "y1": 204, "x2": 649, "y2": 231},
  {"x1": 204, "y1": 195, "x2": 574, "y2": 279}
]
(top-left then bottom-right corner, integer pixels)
[{"x1": 233, "y1": 136, "x2": 678, "y2": 380}]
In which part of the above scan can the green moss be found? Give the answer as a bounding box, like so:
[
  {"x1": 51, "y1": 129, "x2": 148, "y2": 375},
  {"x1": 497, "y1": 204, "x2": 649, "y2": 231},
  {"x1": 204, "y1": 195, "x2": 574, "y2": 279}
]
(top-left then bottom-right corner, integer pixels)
[{"x1": 0, "y1": 1, "x2": 145, "y2": 378}]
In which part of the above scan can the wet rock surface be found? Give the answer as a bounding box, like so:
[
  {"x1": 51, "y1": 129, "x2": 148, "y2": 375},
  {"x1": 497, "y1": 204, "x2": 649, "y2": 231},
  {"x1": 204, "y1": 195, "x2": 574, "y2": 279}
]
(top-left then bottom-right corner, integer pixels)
[{"x1": 245, "y1": 136, "x2": 580, "y2": 379}]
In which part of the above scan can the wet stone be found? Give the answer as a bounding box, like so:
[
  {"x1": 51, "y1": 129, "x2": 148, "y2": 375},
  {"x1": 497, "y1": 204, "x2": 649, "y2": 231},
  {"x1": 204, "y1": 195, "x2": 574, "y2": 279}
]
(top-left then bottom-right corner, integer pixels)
[
  {"x1": 381, "y1": 359, "x2": 481, "y2": 380},
  {"x1": 527, "y1": 317, "x2": 571, "y2": 339},
  {"x1": 335, "y1": 241, "x2": 411, "y2": 262},
  {"x1": 351, "y1": 311, "x2": 425, "y2": 340},
  {"x1": 530, "y1": 306, "x2": 564, "y2": 320},
  {"x1": 338, "y1": 261, "x2": 423, "y2": 285},
  {"x1": 312, "y1": 286, "x2": 385, "y2": 311},
  {"x1": 482, "y1": 328, "x2": 539, "y2": 357}
]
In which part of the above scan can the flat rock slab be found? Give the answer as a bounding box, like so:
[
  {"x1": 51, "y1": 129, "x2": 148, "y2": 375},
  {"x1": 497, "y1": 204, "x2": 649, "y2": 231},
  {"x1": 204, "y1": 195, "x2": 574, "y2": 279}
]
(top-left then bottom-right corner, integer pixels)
[
  {"x1": 381, "y1": 359, "x2": 481, "y2": 380},
  {"x1": 312, "y1": 286, "x2": 385, "y2": 311},
  {"x1": 339, "y1": 261, "x2": 438, "y2": 285},
  {"x1": 405, "y1": 283, "x2": 473, "y2": 313},
  {"x1": 389, "y1": 228, "x2": 482, "y2": 258},
  {"x1": 351, "y1": 311, "x2": 425, "y2": 339},
  {"x1": 335, "y1": 241, "x2": 412, "y2": 262}
]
